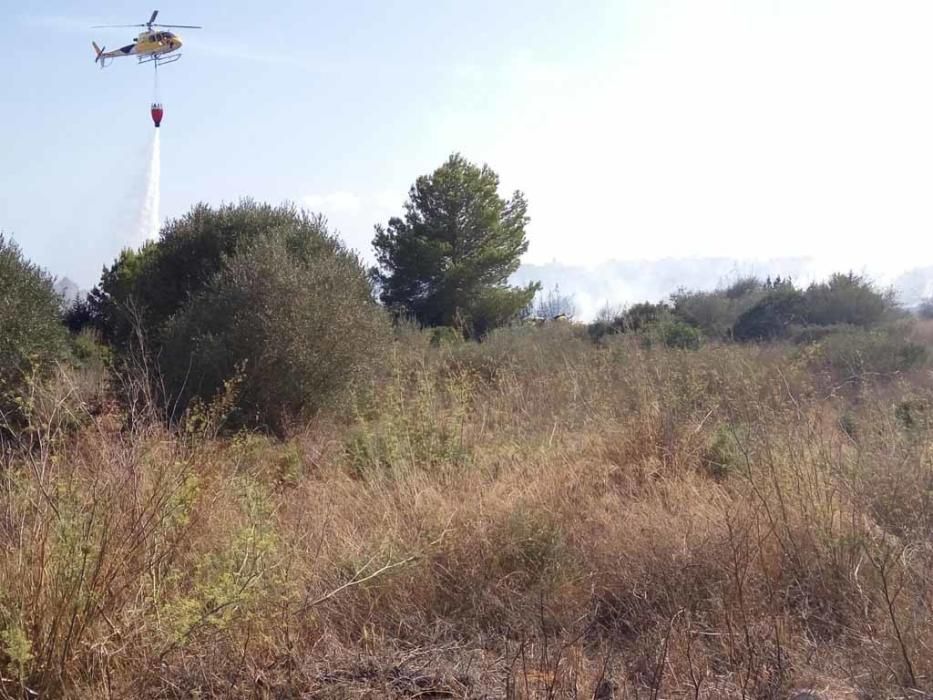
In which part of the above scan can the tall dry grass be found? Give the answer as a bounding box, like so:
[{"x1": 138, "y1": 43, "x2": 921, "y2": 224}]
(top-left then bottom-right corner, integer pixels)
[{"x1": 1, "y1": 323, "x2": 931, "y2": 698}]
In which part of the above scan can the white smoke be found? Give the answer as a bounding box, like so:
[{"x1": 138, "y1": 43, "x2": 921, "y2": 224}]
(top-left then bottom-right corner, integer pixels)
[{"x1": 135, "y1": 129, "x2": 161, "y2": 246}]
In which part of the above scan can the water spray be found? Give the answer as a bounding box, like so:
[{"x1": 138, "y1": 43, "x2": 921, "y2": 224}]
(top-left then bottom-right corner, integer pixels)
[{"x1": 135, "y1": 129, "x2": 161, "y2": 245}]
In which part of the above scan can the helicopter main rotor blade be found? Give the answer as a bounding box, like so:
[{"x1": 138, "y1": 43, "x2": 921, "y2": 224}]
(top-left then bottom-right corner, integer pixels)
[
  {"x1": 149, "y1": 10, "x2": 159, "y2": 26},
  {"x1": 91, "y1": 24, "x2": 147, "y2": 28},
  {"x1": 152, "y1": 23, "x2": 203, "y2": 29}
]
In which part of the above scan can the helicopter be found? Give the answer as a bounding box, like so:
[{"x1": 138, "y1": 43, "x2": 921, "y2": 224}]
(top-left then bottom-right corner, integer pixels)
[{"x1": 92, "y1": 10, "x2": 201, "y2": 67}]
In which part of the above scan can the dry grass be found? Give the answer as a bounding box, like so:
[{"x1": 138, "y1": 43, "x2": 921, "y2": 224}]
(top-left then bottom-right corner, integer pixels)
[{"x1": 1, "y1": 324, "x2": 931, "y2": 698}]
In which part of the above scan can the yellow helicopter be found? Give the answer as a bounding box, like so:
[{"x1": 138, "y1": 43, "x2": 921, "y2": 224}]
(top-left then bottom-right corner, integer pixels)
[{"x1": 92, "y1": 10, "x2": 201, "y2": 67}]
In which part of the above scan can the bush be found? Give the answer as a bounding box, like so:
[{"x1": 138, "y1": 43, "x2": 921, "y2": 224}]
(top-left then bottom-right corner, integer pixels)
[
  {"x1": 91, "y1": 201, "x2": 330, "y2": 349},
  {"x1": 724, "y1": 276, "x2": 762, "y2": 299},
  {"x1": 733, "y1": 288, "x2": 807, "y2": 341},
  {"x1": 702, "y1": 424, "x2": 744, "y2": 479},
  {"x1": 803, "y1": 272, "x2": 895, "y2": 327},
  {"x1": 586, "y1": 319, "x2": 616, "y2": 342},
  {"x1": 161, "y1": 229, "x2": 390, "y2": 431},
  {"x1": 62, "y1": 297, "x2": 96, "y2": 334},
  {"x1": 670, "y1": 290, "x2": 734, "y2": 338},
  {"x1": 670, "y1": 278, "x2": 769, "y2": 340},
  {"x1": 656, "y1": 319, "x2": 702, "y2": 350},
  {"x1": 623, "y1": 302, "x2": 670, "y2": 333},
  {"x1": 0, "y1": 234, "x2": 69, "y2": 426},
  {"x1": 585, "y1": 302, "x2": 672, "y2": 341}
]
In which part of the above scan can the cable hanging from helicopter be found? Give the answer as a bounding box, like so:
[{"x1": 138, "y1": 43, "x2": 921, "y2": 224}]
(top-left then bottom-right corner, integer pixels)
[{"x1": 151, "y1": 58, "x2": 162, "y2": 127}]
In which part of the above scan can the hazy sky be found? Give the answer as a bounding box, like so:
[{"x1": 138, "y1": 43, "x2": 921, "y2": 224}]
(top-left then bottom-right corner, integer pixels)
[{"x1": 3, "y1": 0, "x2": 933, "y2": 288}]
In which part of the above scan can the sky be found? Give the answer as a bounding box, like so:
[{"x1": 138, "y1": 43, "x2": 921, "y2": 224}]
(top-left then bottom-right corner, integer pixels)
[{"x1": 2, "y1": 0, "x2": 933, "y2": 291}]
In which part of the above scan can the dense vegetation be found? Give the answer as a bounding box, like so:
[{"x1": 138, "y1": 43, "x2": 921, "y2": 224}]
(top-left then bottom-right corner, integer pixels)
[
  {"x1": 83, "y1": 201, "x2": 387, "y2": 429},
  {"x1": 2, "y1": 156, "x2": 932, "y2": 698},
  {"x1": 0, "y1": 234, "x2": 69, "y2": 428}
]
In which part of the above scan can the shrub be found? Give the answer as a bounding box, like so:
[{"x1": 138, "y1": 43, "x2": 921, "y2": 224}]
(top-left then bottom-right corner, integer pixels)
[
  {"x1": 803, "y1": 272, "x2": 895, "y2": 328},
  {"x1": 724, "y1": 276, "x2": 762, "y2": 299},
  {"x1": 733, "y1": 288, "x2": 807, "y2": 341},
  {"x1": 62, "y1": 297, "x2": 96, "y2": 334},
  {"x1": 90, "y1": 201, "x2": 331, "y2": 349},
  {"x1": 623, "y1": 302, "x2": 670, "y2": 333},
  {"x1": 670, "y1": 290, "x2": 734, "y2": 338},
  {"x1": 586, "y1": 319, "x2": 616, "y2": 342},
  {"x1": 0, "y1": 234, "x2": 69, "y2": 426},
  {"x1": 701, "y1": 424, "x2": 746, "y2": 479},
  {"x1": 585, "y1": 302, "x2": 673, "y2": 341},
  {"x1": 656, "y1": 318, "x2": 702, "y2": 350},
  {"x1": 161, "y1": 229, "x2": 390, "y2": 431},
  {"x1": 69, "y1": 329, "x2": 111, "y2": 371}
]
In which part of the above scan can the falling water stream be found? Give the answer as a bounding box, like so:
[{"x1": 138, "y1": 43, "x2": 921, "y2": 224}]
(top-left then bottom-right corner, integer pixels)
[{"x1": 136, "y1": 128, "x2": 161, "y2": 244}]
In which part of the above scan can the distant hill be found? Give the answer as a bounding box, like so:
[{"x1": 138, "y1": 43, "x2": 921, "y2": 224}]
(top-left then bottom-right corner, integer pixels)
[{"x1": 514, "y1": 258, "x2": 933, "y2": 320}]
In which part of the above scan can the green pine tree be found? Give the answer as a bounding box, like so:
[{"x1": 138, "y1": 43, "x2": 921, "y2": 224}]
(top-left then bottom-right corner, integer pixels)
[{"x1": 372, "y1": 154, "x2": 539, "y2": 336}]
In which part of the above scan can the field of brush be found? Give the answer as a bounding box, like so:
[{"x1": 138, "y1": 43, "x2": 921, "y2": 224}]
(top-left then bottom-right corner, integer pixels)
[{"x1": 2, "y1": 322, "x2": 932, "y2": 698}]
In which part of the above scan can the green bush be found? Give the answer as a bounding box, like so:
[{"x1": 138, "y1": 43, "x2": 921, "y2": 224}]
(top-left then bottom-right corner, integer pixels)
[
  {"x1": 656, "y1": 319, "x2": 702, "y2": 350},
  {"x1": 671, "y1": 278, "x2": 767, "y2": 339},
  {"x1": 0, "y1": 234, "x2": 69, "y2": 426},
  {"x1": 91, "y1": 201, "x2": 334, "y2": 349},
  {"x1": 733, "y1": 288, "x2": 807, "y2": 341},
  {"x1": 586, "y1": 319, "x2": 617, "y2": 343},
  {"x1": 724, "y1": 276, "x2": 763, "y2": 299},
  {"x1": 69, "y1": 330, "x2": 111, "y2": 371},
  {"x1": 623, "y1": 302, "x2": 670, "y2": 333},
  {"x1": 161, "y1": 229, "x2": 390, "y2": 431},
  {"x1": 803, "y1": 273, "x2": 895, "y2": 328},
  {"x1": 702, "y1": 426, "x2": 740, "y2": 480},
  {"x1": 586, "y1": 302, "x2": 671, "y2": 341}
]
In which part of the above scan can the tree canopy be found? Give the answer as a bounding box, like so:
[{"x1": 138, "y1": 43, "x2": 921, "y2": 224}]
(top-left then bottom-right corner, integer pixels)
[
  {"x1": 0, "y1": 234, "x2": 68, "y2": 424},
  {"x1": 90, "y1": 200, "x2": 343, "y2": 348},
  {"x1": 86, "y1": 201, "x2": 388, "y2": 428},
  {"x1": 372, "y1": 154, "x2": 539, "y2": 336},
  {"x1": 161, "y1": 230, "x2": 389, "y2": 430}
]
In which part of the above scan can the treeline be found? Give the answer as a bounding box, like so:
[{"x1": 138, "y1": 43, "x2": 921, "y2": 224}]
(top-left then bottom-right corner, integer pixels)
[
  {"x1": 586, "y1": 271, "x2": 901, "y2": 347},
  {"x1": 1, "y1": 154, "x2": 930, "y2": 434}
]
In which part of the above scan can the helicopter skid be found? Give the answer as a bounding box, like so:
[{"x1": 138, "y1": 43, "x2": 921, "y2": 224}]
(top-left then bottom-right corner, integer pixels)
[{"x1": 138, "y1": 53, "x2": 182, "y2": 66}]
